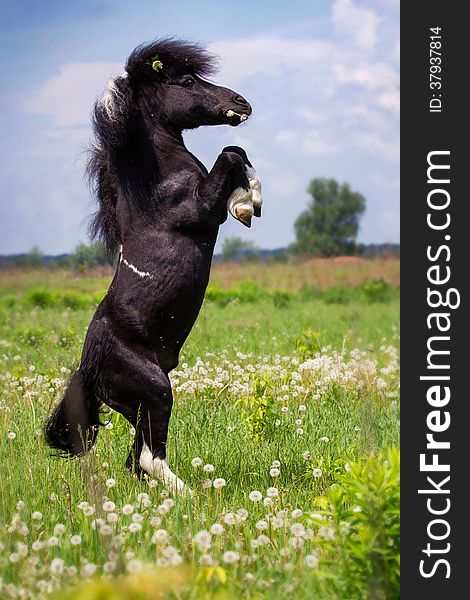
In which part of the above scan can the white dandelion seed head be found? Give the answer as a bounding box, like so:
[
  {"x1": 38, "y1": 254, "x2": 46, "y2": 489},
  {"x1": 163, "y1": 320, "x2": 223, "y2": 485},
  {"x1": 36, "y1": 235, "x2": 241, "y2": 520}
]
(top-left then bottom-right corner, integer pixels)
[
  {"x1": 122, "y1": 504, "x2": 134, "y2": 515},
  {"x1": 305, "y1": 554, "x2": 319, "y2": 568},
  {"x1": 50, "y1": 557, "x2": 64, "y2": 574},
  {"x1": 191, "y1": 457, "x2": 203, "y2": 468},
  {"x1": 249, "y1": 490, "x2": 262, "y2": 502},
  {"x1": 210, "y1": 523, "x2": 224, "y2": 535},
  {"x1": 213, "y1": 478, "x2": 226, "y2": 489},
  {"x1": 53, "y1": 524, "x2": 65, "y2": 536},
  {"x1": 81, "y1": 563, "x2": 97, "y2": 577},
  {"x1": 223, "y1": 550, "x2": 239, "y2": 564}
]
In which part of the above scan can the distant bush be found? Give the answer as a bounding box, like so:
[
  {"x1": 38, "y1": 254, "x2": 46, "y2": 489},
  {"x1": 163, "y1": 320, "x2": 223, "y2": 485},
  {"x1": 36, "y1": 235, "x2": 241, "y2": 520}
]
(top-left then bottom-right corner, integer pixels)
[
  {"x1": 26, "y1": 289, "x2": 57, "y2": 308},
  {"x1": 270, "y1": 290, "x2": 292, "y2": 308},
  {"x1": 322, "y1": 285, "x2": 354, "y2": 304},
  {"x1": 360, "y1": 279, "x2": 397, "y2": 303}
]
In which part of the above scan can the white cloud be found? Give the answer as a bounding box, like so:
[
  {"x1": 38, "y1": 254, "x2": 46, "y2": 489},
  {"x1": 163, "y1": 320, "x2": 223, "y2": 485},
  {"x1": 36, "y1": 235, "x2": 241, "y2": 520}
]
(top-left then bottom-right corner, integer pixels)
[
  {"x1": 332, "y1": 0, "x2": 381, "y2": 51},
  {"x1": 23, "y1": 61, "x2": 123, "y2": 126},
  {"x1": 10, "y1": 0, "x2": 399, "y2": 252}
]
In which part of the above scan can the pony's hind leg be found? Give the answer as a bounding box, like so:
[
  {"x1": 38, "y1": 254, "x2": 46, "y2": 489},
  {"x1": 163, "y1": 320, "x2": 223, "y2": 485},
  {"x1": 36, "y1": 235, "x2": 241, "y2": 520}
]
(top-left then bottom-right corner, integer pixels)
[{"x1": 102, "y1": 344, "x2": 191, "y2": 495}]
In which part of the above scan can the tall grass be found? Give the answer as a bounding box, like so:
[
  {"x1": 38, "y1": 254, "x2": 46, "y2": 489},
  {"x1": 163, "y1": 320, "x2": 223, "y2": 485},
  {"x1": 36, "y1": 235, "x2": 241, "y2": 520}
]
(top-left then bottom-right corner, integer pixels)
[{"x1": 0, "y1": 264, "x2": 400, "y2": 598}]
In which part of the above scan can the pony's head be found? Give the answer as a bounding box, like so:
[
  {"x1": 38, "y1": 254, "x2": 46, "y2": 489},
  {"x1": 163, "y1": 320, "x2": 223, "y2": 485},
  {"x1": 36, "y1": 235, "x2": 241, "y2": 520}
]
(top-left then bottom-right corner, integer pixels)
[{"x1": 97, "y1": 39, "x2": 251, "y2": 136}]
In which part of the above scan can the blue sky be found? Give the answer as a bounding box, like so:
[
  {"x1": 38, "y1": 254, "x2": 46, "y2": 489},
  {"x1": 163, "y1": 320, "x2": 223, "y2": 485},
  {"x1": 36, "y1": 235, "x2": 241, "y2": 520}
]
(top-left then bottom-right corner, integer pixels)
[{"x1": 0, "y1": 0, "x2": 399, "y2": 254}]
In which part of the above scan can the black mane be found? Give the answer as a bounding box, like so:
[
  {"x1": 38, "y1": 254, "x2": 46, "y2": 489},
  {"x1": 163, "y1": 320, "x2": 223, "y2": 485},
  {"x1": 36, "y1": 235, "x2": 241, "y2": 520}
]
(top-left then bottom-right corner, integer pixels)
[{"x1": 87, "y1": 39, "x2": 218, "y2": 254}]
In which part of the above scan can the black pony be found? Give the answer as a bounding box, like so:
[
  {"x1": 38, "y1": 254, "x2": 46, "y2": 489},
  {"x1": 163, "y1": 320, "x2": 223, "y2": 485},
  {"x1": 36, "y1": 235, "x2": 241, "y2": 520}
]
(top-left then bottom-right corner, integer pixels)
[{"x1": 45, "y1": 39, "x2": 261, "y2": 494}]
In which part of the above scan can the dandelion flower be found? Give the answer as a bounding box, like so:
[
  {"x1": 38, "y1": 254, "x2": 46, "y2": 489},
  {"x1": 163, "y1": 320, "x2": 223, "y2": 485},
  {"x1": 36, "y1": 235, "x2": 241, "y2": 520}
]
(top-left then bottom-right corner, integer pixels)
[
  {"x1": 54, "y1": 524, "x2": 65, "y2": 536},
  {"x1": 305, "y1": 554, "x2": 319, "y2": 568},
  {"x1": 103, "y1": 561, "x2": 116, "y2": 573},
  {"x1": 122, "y1": 504, "x2": 134, "y2": 515},
  {"x1": 81, "y1": 563, "x2": 97, "y2": 577},
  {"x1": 47, "y1": 536, "x2": 59, "y2": 547},
  {"x1": 31, "y1": 511, "x2": 43, "y2": 520},
  {"x1": 302, "y1": 451, "x2": 311, "y2": 461},
  {"x1": 312, "y1": 468, "x2": 323, "y2": 478},
  {"x1": 50, "y1": 557, "x2": 64, "y2": 574},
  {"x1": 100, "y1": 525, "x2": 113, "y2": 536},
  {"x1": 70, "y1": 535, "x2": 82, "y2": 546},
  {"x1": 224, "y1": 512, "x2": 238, "y2": 525},
  {"x1": 9, "y1": 552, "x2": 20, "y2": 563},
  {"x1": 271, "y1": 516, "x2": 284, "y2": 529},
  {"x1": 249, "y1": 490, "x2": 262, "y2": 502},
  {"x1": 269, "y1": 467, "x2": 280, "y2": 477},
  {"x1": 291, "y1": 509, "x2": 303, "y2": 519},
  {"x1": 126, "y1": 558, "x2": 143, "y2": 573},
  {"x1": 107, "y1": 512, "x2": 118, "y2": 523},
  {"x1": 128, "y1": 522, "x2": 142, "y2": 533},
  {"x1": 191, "y1": 457, "x2": 203, "y2": 468},
  {"x1": 203, "y1": 464, "x2": 215, "y2": 473},
  {"x1": 213, "y1": 478, "x2": 226, "y2": 489},
  {"x1": 82, "y1": 504, "x2": 95, "y2": 516},
  {"x1": 152, "y1": 529, "x2": 169, "y2": 543},
  {"x1": 201, "y1": 479, "x2": 212, "y2": 489},
  {"x1": 223, "y1": 550, "x2": 240, "y2": 564},
  {"x1": 266, "y1": 487, "x2": 279, "y2": 498},
  {"x1": 193, "y1": 530, "x2": 212, "y2": 551},
  {"x1": 290, "y1": 522, "x2": 305, "y2": 537},
  {"x1": 271, "y1": 460, "x2": 281, "y2": 468},
  {"x1": 255, "y1": 520, "x2": 268, "y2": 531},
  {"x1": 289, "y1": 536, "x2": 305, "y2": 549},
  {"x1": 7, "y1": 431, "x2": 16, "y2": 440},
  {"x1": 105, "y1": 478, "x2": 116, "y2": 488},
  {"x1": 263, "y1": 497, "x2": 273, "y2": 507},
  {"x1": 210, "y1": 523, "x2": 224, "y2": 535},
  {"x1": 32, "y1": 541, "x2": 44, "y2": 551},
  {"x1": 237, "y1": 508, "x2": 249, "y2": 521},
  {"x1": 320, "y1": 436, "x2": 330, "y2": 443}
]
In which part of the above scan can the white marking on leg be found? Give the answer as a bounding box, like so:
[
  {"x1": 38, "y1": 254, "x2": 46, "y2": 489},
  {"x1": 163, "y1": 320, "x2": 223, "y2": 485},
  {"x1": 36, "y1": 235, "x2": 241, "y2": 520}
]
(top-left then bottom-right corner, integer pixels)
[{"x1": 139, "y1": 443, "x2": 191, "y2": 495}]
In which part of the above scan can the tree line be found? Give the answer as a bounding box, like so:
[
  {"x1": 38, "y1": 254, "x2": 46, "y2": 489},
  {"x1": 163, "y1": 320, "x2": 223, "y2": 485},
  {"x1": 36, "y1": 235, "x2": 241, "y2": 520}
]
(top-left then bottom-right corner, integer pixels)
[{"x1": 3, "y1": 177, "x2": 381, "y2": 268}]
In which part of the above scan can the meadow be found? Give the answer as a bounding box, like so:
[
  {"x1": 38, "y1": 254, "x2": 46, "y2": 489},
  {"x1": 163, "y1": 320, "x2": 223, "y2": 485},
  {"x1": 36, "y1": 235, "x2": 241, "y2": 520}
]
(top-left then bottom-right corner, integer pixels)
[{"x1": 0, "y1": 258, "x2": 400, "y2": 599}]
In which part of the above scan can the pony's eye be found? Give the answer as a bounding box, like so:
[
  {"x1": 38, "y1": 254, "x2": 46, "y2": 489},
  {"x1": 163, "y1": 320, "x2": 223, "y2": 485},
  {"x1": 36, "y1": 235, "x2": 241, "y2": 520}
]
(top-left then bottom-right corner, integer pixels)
[{"x1": 182, "y1": 76, "x2": 195, "y2": 88}]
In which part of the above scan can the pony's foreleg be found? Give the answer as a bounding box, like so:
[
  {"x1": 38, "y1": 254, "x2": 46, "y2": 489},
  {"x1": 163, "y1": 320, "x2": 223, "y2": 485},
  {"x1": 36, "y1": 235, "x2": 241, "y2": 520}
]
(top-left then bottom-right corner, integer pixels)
[{"x1": 198, "y1": 148, "x2": 252, "y2": 226}]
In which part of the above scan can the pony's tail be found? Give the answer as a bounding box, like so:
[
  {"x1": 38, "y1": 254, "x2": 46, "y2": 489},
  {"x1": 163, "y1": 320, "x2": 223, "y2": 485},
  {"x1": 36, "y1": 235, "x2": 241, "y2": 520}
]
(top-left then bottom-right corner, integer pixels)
[{"x1": 44, "y1": 371, "x2": 101, "y2": 456}]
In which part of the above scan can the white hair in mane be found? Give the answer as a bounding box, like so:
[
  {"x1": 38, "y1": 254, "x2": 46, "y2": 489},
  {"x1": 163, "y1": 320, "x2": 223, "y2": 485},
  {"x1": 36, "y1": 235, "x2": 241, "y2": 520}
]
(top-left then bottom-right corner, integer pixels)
[{"x1": 101, "y1": 70, "x2": 128, "y2": 120}]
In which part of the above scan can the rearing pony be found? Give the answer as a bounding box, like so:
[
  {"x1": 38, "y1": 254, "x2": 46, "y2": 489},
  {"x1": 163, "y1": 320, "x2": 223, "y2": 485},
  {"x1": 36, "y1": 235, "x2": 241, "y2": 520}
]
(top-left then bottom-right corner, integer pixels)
[{"x1": 45, "y1": 39, "x2": 261, "y2": 494}]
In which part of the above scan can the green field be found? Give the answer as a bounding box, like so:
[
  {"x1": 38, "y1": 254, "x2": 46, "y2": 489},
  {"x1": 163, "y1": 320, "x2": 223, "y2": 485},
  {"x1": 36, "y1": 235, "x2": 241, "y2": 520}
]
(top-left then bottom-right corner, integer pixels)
[{"x1": 0, "y1": 262, "x2": 400, "y2": 599}]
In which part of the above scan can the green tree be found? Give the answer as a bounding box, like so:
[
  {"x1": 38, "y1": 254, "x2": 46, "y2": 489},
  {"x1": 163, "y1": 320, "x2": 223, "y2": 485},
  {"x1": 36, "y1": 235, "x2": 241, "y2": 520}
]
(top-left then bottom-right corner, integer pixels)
[
  {"x1": 221, "y1": 237, "x2": 258, "y2": 262},
  {"x1": 71, "y1": 241, "x2": 114, "y2": 270},
  {"x1": 291, "y1": 178, "x2": 366, "y2": 257}
]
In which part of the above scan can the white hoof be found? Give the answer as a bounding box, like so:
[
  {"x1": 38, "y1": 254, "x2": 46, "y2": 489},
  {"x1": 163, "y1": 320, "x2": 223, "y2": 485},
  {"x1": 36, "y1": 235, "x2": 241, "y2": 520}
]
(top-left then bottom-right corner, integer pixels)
[
  {"x1": 227, "y1": 186, "x2": 254, "y2": 227},
  {"x1": 139, "y1": 444, "x2": 192, "y2": 496}
]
